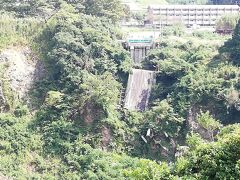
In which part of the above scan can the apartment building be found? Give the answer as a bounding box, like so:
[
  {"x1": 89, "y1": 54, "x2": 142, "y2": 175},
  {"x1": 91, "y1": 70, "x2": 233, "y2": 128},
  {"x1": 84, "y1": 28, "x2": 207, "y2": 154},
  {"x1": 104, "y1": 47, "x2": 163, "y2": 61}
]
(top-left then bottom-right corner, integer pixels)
[{"x1": 146, "y1": 5, "x2": 240, "y2": 27}]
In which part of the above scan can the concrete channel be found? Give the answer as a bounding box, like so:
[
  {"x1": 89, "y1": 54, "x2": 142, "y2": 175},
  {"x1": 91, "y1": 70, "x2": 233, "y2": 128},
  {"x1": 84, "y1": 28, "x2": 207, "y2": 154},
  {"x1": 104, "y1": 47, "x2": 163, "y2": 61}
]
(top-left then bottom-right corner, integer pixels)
[{"x1": 124, "y1": 69, "x2": 156, "y2": 111}]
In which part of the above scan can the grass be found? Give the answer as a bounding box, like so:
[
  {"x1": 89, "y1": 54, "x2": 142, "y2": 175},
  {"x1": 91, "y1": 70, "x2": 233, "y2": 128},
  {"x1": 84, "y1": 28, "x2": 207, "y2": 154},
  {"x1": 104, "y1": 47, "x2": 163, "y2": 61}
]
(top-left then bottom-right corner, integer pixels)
[
  {"x1": 0, "y1": 63, "x2": 16, "y2": 110},
  {"x1": 0, "y1": 14, "x2": 43, "y2": 50}
]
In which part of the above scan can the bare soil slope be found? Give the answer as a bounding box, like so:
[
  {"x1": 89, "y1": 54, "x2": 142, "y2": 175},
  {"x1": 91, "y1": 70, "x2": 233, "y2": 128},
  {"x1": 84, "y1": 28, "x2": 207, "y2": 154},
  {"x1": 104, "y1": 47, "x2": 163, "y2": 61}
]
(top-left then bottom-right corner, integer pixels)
[{"x1": 0, "y1": 47, "x2": 44, "y2": 105}]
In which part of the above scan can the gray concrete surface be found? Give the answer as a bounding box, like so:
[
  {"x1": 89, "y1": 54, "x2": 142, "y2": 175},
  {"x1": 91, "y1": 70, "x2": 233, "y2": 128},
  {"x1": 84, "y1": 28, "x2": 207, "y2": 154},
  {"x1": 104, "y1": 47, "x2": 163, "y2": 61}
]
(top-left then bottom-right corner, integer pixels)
[
  {"x1": 130, "y1": 46, "x2": 150, "y2": 64},
  {"x1": 124, "y1": 69, "x2": 155, "y2": 111}
]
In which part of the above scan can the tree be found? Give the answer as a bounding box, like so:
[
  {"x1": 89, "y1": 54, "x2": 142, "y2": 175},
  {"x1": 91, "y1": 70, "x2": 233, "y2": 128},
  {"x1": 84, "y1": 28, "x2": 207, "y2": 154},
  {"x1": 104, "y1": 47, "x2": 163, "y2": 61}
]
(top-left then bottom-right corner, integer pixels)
[
  {"x1": 197, "y1": 111, "x2": 221, "y2": 141},
  {"x1": 216, "y1": 14, "x2": 239, "y2": 33},
  {"x1": 210, "y1": 0, "x2": 238, "y2": 4},
  {"x1": 0, "y1": 0, "x2": 61, "y2": 17},
  {"x1": 220, "y1": 19, "x2": 240, "y2": 66},
  {"x1": 81, "y1": 0, "x2": 124, "y2": 22},
  {"x1": 0, "y1": 0, "x2": 124, "y2": 22},
  {"x1": 176, "y1": 125, "x2": 240, "y2": 179}
]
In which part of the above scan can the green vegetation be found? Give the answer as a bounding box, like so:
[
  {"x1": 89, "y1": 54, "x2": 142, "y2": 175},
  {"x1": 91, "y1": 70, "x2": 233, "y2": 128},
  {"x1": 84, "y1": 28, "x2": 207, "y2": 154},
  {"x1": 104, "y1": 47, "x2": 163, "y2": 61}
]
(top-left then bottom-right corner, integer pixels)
[
  {"x1": 175, "y1": 125, "x2": 240, "y2": 179},
  {"x1": 0, "y1": 0, "x2": 124, "y2": 22},
  {"x1": 0, "y1": 0, "x2": 240, "y2": 179},
  {"x1": 0, "y1": 13, "x2": 42, "y2": 49},
  {"x1": 146, "y1": 28, "x2": 239, "y2": 123},
  {"x1": 220, "y1": 19, "x2": 240, "y2": 66},
  {"x1": 216, "y1": 14, "x2": 240, "y2": 31}
]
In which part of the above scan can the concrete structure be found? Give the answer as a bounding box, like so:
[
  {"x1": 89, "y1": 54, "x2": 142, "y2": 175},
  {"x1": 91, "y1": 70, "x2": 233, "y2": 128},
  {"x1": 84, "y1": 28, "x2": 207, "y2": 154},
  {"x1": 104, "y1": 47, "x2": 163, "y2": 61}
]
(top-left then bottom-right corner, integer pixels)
[
  {"x1": 122, "y1": 32, "x2": 157, "y2": 111},
  {"x1": 146, "y1": 5, "x2": 240, "y2": 27},
  {"x1": 124, "y1": 32, "x2": 159, "y2": 64},
  {"x1": 124, "y1": 69, "x2": 155, "y2": 111},
  {"x1": 129, "y1": 46, "x2": 150, "y2": 64}
]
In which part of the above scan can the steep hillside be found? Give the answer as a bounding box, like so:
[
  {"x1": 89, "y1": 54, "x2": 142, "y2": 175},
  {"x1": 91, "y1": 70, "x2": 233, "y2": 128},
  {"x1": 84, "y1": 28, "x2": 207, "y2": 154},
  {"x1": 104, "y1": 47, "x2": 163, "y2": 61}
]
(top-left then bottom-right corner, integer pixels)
[
  {"x1": 0, "y1": 0, "x2": 239, "y2": 179},
  {"x1": 0, "y1": 47, "x2": 44, "y2": 110}
]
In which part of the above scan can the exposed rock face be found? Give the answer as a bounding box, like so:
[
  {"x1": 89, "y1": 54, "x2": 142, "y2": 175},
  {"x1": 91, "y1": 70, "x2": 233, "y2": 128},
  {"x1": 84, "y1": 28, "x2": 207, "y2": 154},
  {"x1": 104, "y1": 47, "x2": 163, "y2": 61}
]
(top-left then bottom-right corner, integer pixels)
[
  {"x1": 101, "y1": 126, "x2": 112, "y2": 150},
  {"x1": 187, "y1": 105, "x2": 212, "y2": 140},
  {"x1": 0, "y1": 173, "x2": 12, "y2": 180},
  {"x1": 0, "y1": 46, "x2": 45, "y2": 106},
  {"x1": 1, "y1": 47, "x2": 36, "y2": 98},
  {"x1": 81, "y1": 102, "x2": 95, "y2": 125}
]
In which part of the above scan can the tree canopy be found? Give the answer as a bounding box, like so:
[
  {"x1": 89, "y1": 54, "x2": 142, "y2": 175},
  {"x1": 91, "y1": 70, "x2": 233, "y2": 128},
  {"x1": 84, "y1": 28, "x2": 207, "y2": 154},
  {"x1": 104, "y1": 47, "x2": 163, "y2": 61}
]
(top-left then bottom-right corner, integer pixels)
[
  {"x1": 220, "y1": 19, "x2": 240, "y2": 66},
  {"x1": 0, "y1": 0, "x2": 240, "y2": 179}
]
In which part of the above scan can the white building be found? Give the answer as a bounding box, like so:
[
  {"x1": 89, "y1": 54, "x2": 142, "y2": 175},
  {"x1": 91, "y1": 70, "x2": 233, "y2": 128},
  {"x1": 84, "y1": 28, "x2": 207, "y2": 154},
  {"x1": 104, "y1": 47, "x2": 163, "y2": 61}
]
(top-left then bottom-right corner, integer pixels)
[{"x1": 146, "y1": 5, "x2": 240, "y2": 27}]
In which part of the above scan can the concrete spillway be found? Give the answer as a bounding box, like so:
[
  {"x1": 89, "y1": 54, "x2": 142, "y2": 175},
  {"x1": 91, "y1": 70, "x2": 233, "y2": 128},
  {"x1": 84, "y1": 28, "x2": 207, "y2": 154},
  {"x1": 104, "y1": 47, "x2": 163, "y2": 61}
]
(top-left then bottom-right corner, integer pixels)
[{"x1": 124, "y1": 69, "x2": 155, "y2": 111}]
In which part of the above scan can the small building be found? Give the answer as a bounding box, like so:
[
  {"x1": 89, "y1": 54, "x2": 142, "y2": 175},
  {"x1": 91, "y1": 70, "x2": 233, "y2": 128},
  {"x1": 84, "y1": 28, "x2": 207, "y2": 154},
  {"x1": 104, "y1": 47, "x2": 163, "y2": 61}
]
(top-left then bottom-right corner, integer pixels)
[{"x1": 146, "y1": 5, "x2": 240, "y2": 27}]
